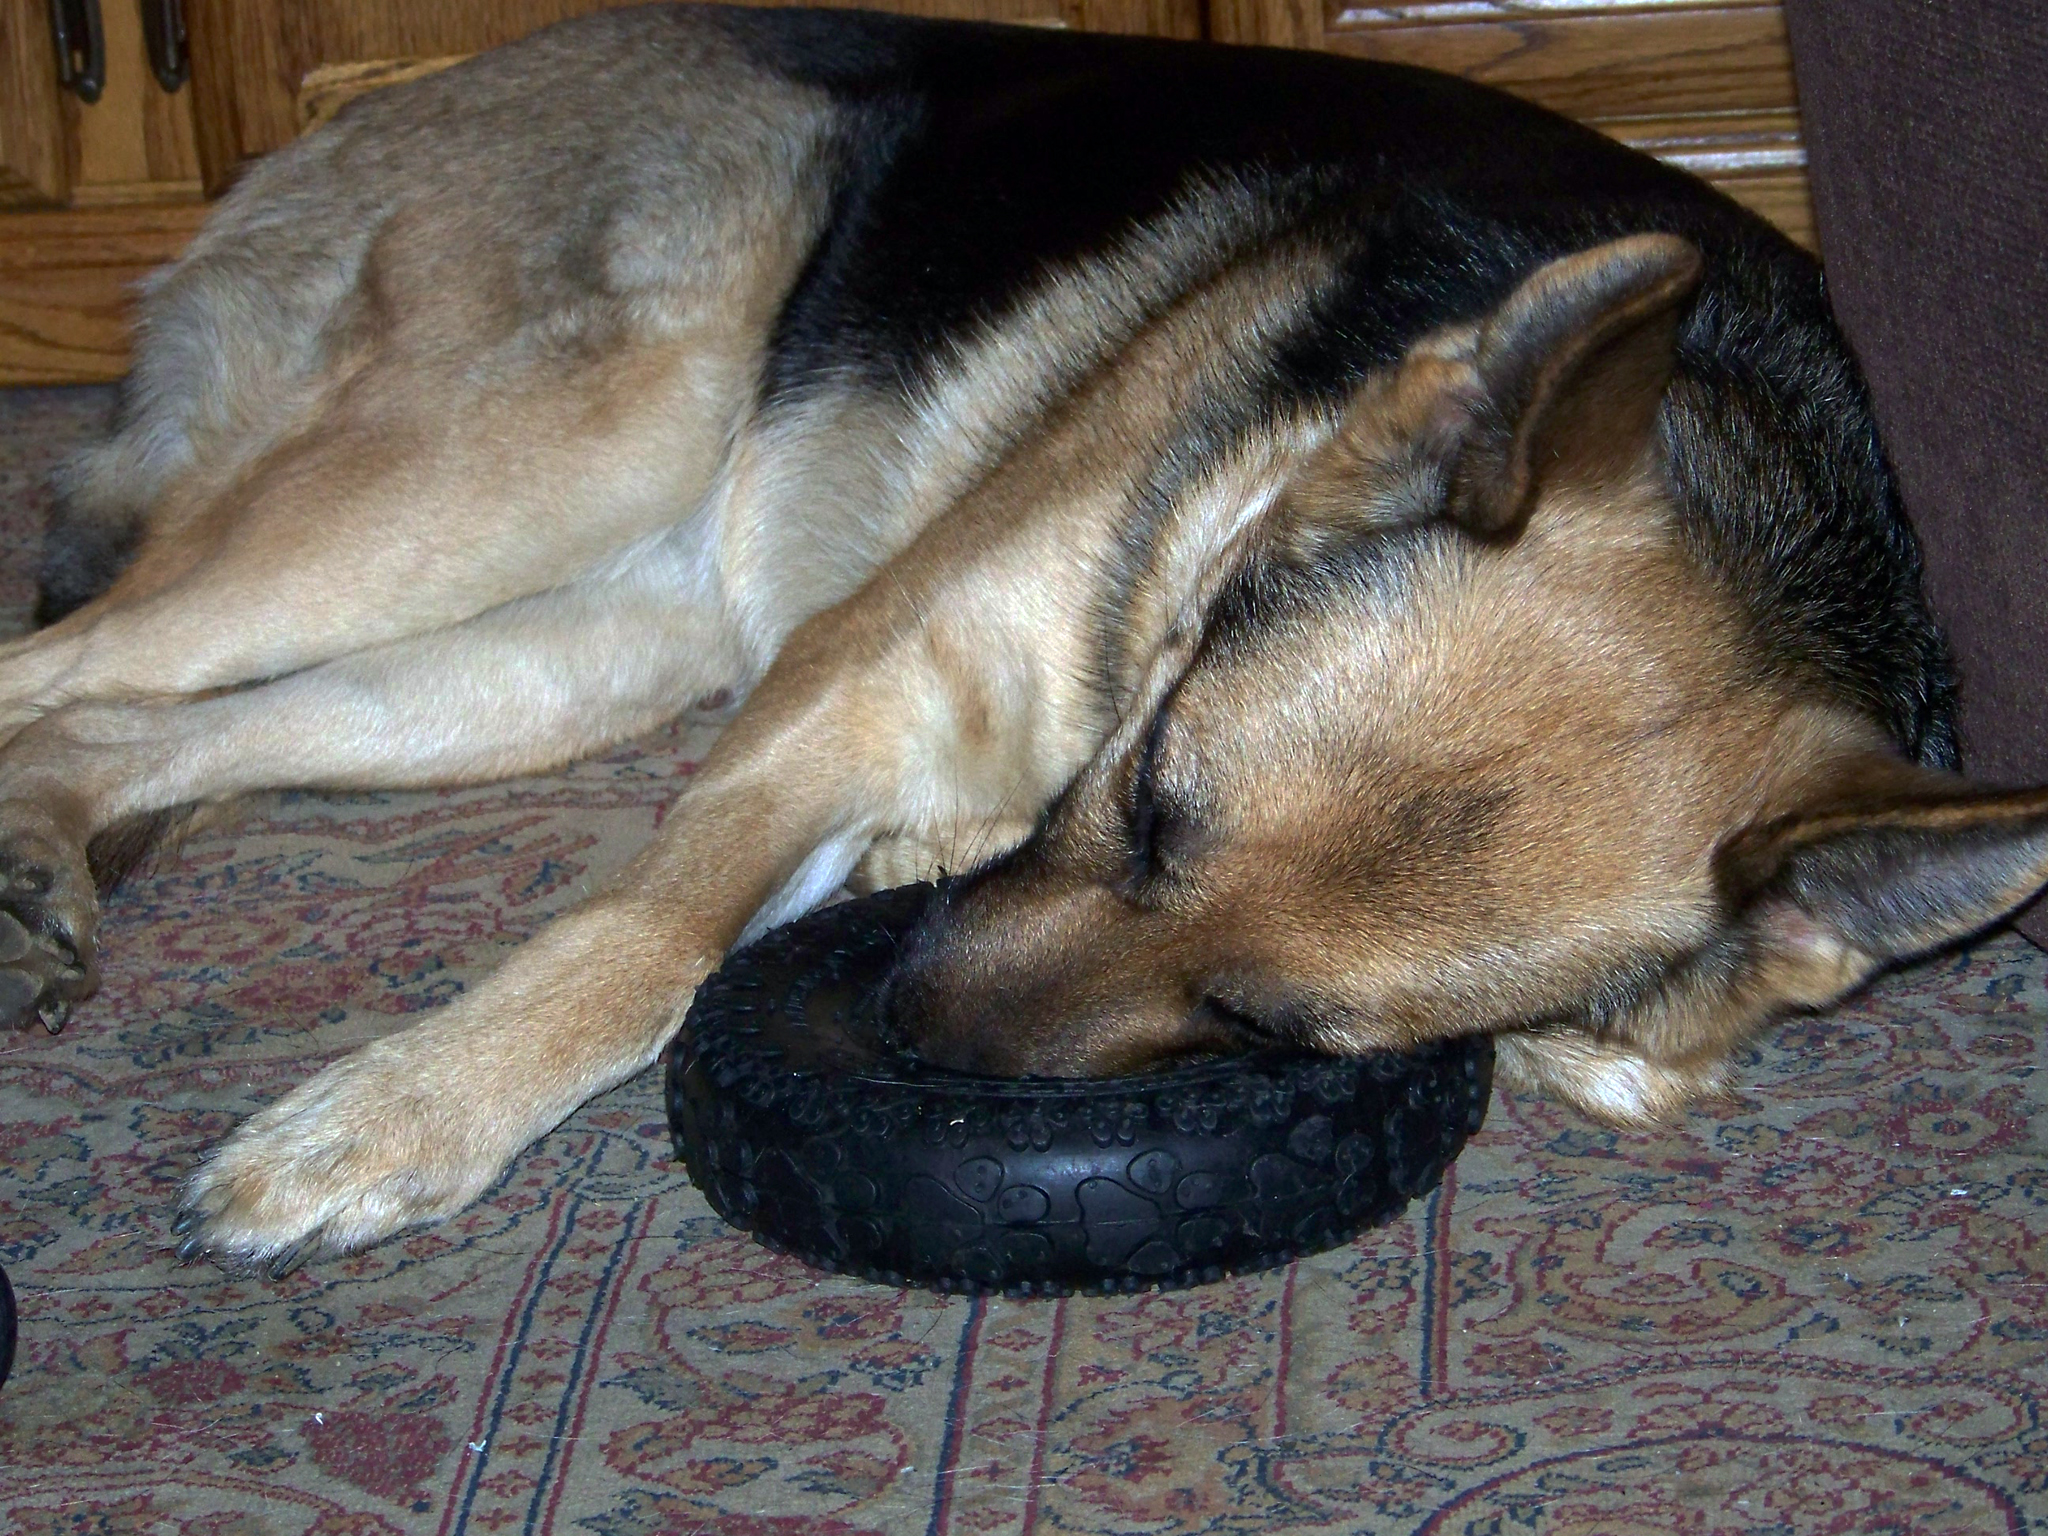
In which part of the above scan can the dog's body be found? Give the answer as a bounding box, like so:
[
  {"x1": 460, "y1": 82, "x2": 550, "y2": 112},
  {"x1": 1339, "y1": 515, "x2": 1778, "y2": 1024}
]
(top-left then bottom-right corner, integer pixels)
[{"x1": 3, "y1": 5, "x2": 2045, "y2": 1272}]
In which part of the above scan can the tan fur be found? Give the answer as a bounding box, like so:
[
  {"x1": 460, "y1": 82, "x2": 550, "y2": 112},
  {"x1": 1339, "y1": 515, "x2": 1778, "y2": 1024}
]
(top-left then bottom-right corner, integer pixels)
[{"x1": 4, "y1": 13, "x2": 2044, "y2": 1270}]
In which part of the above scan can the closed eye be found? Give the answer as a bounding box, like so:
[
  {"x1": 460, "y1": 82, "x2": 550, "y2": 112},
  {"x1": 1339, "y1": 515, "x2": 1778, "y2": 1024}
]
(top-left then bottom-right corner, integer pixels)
[{"x1": 1197, "y1": 994, "x2": 1292, "y2": 1048}]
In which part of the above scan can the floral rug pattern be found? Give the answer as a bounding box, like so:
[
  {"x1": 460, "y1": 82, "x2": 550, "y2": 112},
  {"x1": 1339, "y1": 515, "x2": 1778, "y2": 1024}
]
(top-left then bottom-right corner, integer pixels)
[{"x1": 1, "y1": 385, "x2": 2045, "y2": 1535}]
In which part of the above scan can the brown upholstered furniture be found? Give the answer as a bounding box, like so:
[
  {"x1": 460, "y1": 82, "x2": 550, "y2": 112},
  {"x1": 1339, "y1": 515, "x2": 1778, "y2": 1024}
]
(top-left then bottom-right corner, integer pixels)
[{"x1": 1784, "y1": 0, "x2": 2048, "y2": 944}]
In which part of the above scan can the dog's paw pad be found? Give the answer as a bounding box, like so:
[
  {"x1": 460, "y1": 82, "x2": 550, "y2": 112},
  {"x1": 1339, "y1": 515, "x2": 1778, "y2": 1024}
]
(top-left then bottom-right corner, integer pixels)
[{"x1": 0, "y1": 863, "x2": 52, "y2": 897}]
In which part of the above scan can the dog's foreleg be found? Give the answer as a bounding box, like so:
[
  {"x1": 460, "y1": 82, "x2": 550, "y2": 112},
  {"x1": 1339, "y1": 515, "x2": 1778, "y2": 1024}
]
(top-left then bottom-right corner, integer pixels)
[
  {"x1": 175, "y1": 871, "x2": 747, "y2": 1273},
  {"x1": 172, "y1": 599, "x2": 1044, "y2": 1271},
  {"x1": 1491, "y1": 1031, "x2": 1735, "y2": 1123}
]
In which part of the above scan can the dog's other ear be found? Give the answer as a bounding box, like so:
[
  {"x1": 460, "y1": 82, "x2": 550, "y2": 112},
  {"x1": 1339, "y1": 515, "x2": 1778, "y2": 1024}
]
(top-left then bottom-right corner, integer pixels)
[
  {"x1": 1719, "y1": 761, "x2": 2048, "y2": 1009},
  {"x1": 1446, "y1": 233, "x2": 1703, "y2": 536}
]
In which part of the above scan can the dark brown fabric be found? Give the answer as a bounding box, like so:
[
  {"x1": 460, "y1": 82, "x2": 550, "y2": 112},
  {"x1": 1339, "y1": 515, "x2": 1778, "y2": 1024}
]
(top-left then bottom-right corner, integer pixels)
[{"x1": 1783, "y1": 0, "x2": 2048, "y2": 944}]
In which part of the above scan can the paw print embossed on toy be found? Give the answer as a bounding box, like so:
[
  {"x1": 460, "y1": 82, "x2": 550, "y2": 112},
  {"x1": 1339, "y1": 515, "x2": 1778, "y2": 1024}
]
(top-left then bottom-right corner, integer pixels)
[{"x1": 668, "y1": 884, "x2": 1493, "y2": 1295}]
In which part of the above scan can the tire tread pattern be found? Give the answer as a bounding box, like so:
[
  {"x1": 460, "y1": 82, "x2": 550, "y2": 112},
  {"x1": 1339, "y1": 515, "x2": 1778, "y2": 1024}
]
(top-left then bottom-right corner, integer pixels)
[{"x1": 667, "y1": 885, "x2": 1493, "y2": 1296}]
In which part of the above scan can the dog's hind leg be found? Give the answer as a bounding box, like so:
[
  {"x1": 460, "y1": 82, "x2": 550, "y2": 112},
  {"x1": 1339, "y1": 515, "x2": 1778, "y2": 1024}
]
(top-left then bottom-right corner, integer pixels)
[
  {"x1": 0, "y1": 541, "x2": 748, "y2": 1031},
  {"x1": 0, "y1": 325, "x2": 762, "y2": 728},
  {"x1": 0, "y1": 304, "x2": 769, "y2": 1028},
  {"x1": 0, "y1": 274, "x2": 779, "y2": 1004},
  {"x1": 7, "y1": 81, "x2": 820, "y2": 733}
]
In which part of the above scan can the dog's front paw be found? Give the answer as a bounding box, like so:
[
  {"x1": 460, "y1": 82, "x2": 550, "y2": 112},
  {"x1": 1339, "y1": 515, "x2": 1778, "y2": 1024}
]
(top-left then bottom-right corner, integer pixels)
[
  {"x1": 0, "y1": 808, "x2": 99, "y2": 1032},
  {"x1": 174, "y1": 1040, "x2": 511, "y2": 1277}
]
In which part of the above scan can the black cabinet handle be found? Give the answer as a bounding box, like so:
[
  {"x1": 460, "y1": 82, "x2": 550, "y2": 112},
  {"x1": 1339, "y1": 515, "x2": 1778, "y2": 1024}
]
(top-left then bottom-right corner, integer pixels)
[
  {"x1": 141, "y1": 0, "x2": 188, "y2": 93},
  {"x1": 48, "y1": 0, "x2": 106, "y2": 104}
]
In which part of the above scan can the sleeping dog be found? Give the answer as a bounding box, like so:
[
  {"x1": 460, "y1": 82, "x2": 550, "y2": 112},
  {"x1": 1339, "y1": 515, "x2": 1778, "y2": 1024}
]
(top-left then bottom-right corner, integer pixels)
[{"x1": 4, "y1": 5, "x2": 2045, "y2": 1274}]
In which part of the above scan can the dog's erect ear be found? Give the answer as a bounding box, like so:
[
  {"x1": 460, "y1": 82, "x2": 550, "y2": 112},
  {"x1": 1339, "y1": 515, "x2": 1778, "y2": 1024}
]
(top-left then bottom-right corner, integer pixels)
[
  {"x1": 1276, "y1": 235, "x2": 1703, "y2": 558},
  {"x1": 1719, "y1": 763, "x2": 2048, "y2": 1008},
  {"x1": 1446, "y1": 233, "x2": 1703, "y2": 536}
]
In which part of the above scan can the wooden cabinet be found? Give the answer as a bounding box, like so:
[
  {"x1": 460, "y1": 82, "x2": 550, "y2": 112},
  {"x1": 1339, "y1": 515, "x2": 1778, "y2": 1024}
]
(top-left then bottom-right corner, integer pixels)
[
  {"x1": 5, "y1": 0, "x2": 203, "y2": 206},
  {"x1": 1, "y1": 0, "x2": 1811, "y2": 385},
  {"x1": 1216, "y1": 0, "x2": 1814, "y2": 248},
  {"x1": 193, "y1": 0, "x2": 1202, "y2": 184},
  {"x1": 4, "y1": 0, "x2": 210, "y2": 382},
  {"x1": 3, "y1": 0, "x2": 1197, "y2": 383}
]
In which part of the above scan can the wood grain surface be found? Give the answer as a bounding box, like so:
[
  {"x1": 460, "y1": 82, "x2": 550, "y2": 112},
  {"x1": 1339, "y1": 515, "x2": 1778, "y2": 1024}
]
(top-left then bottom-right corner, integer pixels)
[
  {"x1": 4, "y1": 0, "x2": 1810, "y2": 383},
  {"x1": 1323, "y1": 4, "x2": 1794, "y2": 118},
  {"x1": 1, "y1": 0, "x2": 68, "y2": 206},
  {"x1": 0, "y1": 201, "x2": 209, "y2": 384},
  {"x1": 64, "y1": 0, "x2": 205, "y2": 205}
]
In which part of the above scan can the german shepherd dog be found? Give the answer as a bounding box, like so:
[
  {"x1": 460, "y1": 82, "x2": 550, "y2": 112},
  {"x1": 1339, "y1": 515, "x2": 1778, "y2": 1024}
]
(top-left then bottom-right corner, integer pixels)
[{"x1": 5, "y1": 6, "x2": 2045, "y2": 1275}]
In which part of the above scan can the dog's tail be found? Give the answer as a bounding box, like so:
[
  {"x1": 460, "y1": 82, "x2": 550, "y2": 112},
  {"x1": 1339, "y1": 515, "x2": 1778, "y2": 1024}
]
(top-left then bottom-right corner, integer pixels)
[{"x1": 36, "y1": 429, "x2": 149, "y2": 627}]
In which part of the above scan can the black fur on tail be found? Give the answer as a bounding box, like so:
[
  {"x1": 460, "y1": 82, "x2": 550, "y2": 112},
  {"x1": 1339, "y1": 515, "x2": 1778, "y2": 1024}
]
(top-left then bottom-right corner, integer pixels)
[
  {"x1": 86, "y1": 805, "x2": 199, "y2": 897},
  {"x1": 35, "y1": 504, "x2": 142, "y2": 627}
]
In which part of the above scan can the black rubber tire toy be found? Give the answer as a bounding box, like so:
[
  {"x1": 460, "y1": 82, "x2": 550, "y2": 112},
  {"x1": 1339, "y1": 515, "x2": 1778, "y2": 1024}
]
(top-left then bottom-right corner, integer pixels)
[{"x1": 667, "y1": 884, "x2": 1493, "y2": 1296}]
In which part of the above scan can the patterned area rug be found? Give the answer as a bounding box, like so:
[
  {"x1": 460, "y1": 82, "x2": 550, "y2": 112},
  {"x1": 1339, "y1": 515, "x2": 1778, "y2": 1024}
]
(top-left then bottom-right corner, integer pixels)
[{"x1": 2, "y1": 384, "x2": 2046, "y2": 1535}]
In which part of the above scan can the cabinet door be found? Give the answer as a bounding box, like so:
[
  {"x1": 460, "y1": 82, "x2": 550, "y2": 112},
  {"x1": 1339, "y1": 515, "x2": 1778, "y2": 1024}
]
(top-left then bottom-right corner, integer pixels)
[
  {"x1": 2, "y1": 0, "x2": 68, "y2": 205},
  {"x1": 1210, "y1": 0, "x2": 1815, "y2": 247},
  {"x1": 3, "y1": 0, "x2": 203, "y2": 208},
  {"x1": 1, "y1": 0, "x2": 208, "y2": 383},
  {"x1": 185, "y1": 0, "x2": 1203, "y2": 194}
]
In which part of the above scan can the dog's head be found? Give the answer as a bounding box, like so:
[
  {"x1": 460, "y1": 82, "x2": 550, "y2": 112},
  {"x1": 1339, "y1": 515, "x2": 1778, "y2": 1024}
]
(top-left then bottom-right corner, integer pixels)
[{"x1": 889, "y1": 234, "x2": 2048, "y2": 1117}]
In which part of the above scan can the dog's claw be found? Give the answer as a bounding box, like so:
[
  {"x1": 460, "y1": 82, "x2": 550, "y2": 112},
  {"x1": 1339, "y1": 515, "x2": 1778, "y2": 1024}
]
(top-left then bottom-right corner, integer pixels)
[
  {"x1": 266, "y1": 1236, "x2": 319, "y2": 1280},
  {"x1": 171, "y1": 1210, "x2": 323, "y2": 1280}
]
